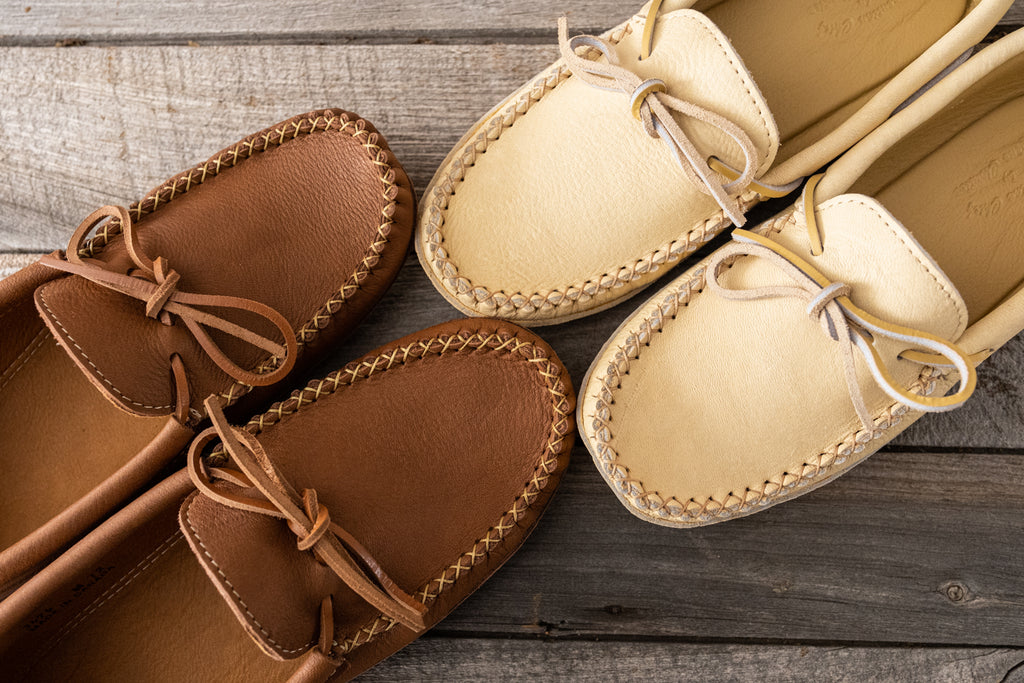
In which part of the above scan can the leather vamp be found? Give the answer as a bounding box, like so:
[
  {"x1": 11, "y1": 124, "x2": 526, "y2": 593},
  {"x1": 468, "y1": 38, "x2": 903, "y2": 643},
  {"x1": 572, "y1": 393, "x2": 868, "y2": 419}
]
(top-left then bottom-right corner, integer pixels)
[
  {"x1": 767, "y1": 194, "x2": 969, "y2": 341},
  {"x1": 179, "y1": 321, "x2": 573, "y2": 659},
  {"x1": 34, "y1": 113, "x2": 412, "y2": 417},
  {"x1": 583, "y1": 194, "x2": 971, "y2": 513},
  {"x1": 436, "y1": 9, "x2": 779, "y2": 306},
  {"x1": 628, "y1": 9, "x2": 780, "y2": 171}
]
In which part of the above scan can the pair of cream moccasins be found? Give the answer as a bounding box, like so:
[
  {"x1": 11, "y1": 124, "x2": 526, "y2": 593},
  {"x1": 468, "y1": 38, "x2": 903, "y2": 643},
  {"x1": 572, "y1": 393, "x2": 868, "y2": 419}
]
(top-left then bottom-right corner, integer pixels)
[{"x1": 418, "y1": 0, "x2": 1024, "y2": 526}]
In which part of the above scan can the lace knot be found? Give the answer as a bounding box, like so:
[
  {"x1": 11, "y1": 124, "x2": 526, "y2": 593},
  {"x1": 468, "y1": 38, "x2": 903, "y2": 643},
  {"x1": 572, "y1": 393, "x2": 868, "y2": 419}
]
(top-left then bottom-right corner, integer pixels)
[
  {"x1": 806, "y1": 281, "x2": 851, "y2": 340},
  {"x1": 38, "y1": 205, "x2": 298, "y2": 388},
  {"x1": 557, "y1": 16, "x2": 759, "y2": 226},
  {"x1": 187, "y1": 397, "x2": 429, "y2": 635},
  {"x1": 292, "y1": 489, "x2": 332, "y2": 553},
  {"x1": 629, "y1": 78, "x2": 667, "y2": 124},
  {"x1": 707, "y1": 229, "x2": 977, "y2": 432},
  {"x1": 143, "y1": 256, "x2": 180, "y2": 323}
]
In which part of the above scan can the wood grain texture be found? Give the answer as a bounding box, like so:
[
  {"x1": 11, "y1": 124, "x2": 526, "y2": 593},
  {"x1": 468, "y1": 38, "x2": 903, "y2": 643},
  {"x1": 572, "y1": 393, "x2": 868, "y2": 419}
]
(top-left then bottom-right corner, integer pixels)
[
  {"x1": 345, "y1": 252, "x2": 1024, "y2": 451},
  {"x1": 4, "y1": 249, "x2": 1022, "y2": 449},
  {"x1": 423, "y1": 447, "x2": 1024, "y2": 645},
  {"x1": 1, "y1": 1, "x2": 1022, "y2": 44},
  {"x1": 0, "y1": 44, "x2": 556, "y2": 251},
  {"x1": 4, "y1": 255, "x2": 1023, "y2": 645},
  {"x1": 361, "y1": 640, "x2": 1024, "y2": 681},
  {"x1": 1, "y1": 45, "x2": 1023, "y2": 452},
  {"x1": 2, "y1": 0, "x2": 1024, "y2": 663},
  {"x1": 0, "y1": 253, "x2": 38, "y2": 278}
]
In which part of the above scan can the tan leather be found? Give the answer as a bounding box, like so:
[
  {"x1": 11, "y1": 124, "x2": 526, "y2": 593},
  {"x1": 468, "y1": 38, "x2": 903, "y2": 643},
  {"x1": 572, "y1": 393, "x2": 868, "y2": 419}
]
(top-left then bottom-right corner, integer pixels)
[
  {"x1": 0, "y1": 319, "x2": 576, "y2": 682},
  {"x1": 185, "y1": 396, "x2": 429, "y2": 637},
  {"x1": 579, "y1": 28, "x2": 1024, "y2": 527},
  {"x1": 416, "y1": 0, "x2": 1013, "y2": 326},
  {"x1": 38, "y1": 205, "x2": 301, "y2": 393},
  {"x1": 0, "y1": 109, "x2": 415, "y2": 592}
]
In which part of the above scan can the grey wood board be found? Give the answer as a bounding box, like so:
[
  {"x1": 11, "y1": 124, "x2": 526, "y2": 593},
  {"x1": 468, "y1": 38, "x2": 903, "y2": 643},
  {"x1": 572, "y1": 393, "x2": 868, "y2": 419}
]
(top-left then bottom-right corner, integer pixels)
[
  {"x1": 7, "y1": 240, "x2": 1024, "y2": 645},
  {"x1": 2, "y1": 1, "x2": 1023, "y2": 676},
  {"x1": 4, "y1": 243, "x2": 1014, "y2": 650},
  {"x1": 416, "y1": 446, "x2": 1024, "y2": 645},
  {"x1": 1, "y1": 45, "x2": 1023, "y2": 453},
  {"x1": 2, "y1": 27, "x2": 1023, "y2": 649},
  {"x1": 2, "y1": 240, "x2": 1024, "y2": 453},
  {"x1": 324, "y1": 249, "x2": 1024, "y2": 451},
  {"x1": 1, "y1": 0, "x2": 1022, "y2": 43},
  {"x1": 360, "y1": 640, "x2": 1024, "y2": 682},
  {"x1": 0, "y1": 44, "x2": 557, "y2": 251},
  {"x1": 261, "y1": 251, "x2": 1024, "y2": 642}
]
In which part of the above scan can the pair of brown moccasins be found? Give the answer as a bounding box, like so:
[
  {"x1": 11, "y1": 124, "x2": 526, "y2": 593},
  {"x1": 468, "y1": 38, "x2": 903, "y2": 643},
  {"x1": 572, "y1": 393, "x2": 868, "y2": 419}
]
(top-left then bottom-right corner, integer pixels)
[{"x1": 0, "y1": 110, "x2": 576, "y2": 681}]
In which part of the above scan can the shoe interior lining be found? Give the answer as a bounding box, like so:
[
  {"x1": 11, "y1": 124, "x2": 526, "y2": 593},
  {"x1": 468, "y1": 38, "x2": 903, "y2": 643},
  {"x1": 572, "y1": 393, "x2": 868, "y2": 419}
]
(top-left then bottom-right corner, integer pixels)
[
  {"x1": 694, "y1": 0, "x2": 972, "y2": 164},
  {"x1": 850, "y1": 53, "x2": 1024, "y2": 323},
  {"x1": 0, "y1": 333, "x2": 166, "y2": 550}
]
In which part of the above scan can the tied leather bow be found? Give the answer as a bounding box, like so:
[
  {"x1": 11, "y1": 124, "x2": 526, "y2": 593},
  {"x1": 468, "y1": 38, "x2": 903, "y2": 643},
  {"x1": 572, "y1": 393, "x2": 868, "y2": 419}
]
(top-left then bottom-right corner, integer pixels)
[
  {"x1": 707, "y1": 229, "x2": 977, "y2": 432},
  {"x1": 557, "y1": 16, "x2": 763, "y2": 226},
  {"x1": 188, "y1": 397, "x2": 427, "y2": 679},
  {"x1": 39, "y1": 206, "x2": 298, "y2": 389}
]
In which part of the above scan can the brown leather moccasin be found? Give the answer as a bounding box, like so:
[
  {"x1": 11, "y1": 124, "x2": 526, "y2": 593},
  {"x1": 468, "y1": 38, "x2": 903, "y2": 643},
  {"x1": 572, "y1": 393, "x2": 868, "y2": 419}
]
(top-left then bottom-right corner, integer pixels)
[
  {"x1": 0, "y1": 109, "x2": 414, "y2": 594},
  {"x1": 0, "y1": 319, "x2": 575, "y2": 682}
]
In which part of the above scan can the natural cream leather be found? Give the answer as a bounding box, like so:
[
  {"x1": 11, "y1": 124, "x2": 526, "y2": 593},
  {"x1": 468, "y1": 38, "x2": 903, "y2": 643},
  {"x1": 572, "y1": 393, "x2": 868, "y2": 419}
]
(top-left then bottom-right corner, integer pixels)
[
  {"x1": 440, "y1": 11, "x2": 778, "y2": 296},
  {"x1": 823, "y1": 34, "x2": 1024, "y2": 357},
  {"x1": 873, "y1": 96, "x2": 1024, "y2": 320},
  {"x1": 579, "y1": 28, "x2": 1024, "y2": 527},
  {"x1": 417, "y1": 0, "x2": 1013, "y2": 325},
  {"x1": 699, "y1": 0, "x2": 966, "y2": 159}
]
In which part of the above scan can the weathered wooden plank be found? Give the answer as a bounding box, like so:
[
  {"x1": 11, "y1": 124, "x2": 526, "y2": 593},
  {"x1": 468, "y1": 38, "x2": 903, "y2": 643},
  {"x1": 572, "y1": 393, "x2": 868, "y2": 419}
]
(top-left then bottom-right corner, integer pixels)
[
  {"x1": 0, "y1": 44, "x2": 558, "y2": 252},
  {"x1": 421, "y1": 447, "x2": 1024, "y2": 645},
  {"x1": 317, "y1": 247, "x2": 1024, "y2": 451},
  {"x1": 0, "y1": 253, "x2": 37, "y2": 278},
  {"x1": 3, "y1": 249, "x2": 1023, "y2": 449},
  {"x1": 0, "y1": 41, "x2": 1022, "y2": 450},
  {"x1": 362, "y1": 640, "x2": 1024, "y2": 682},
  {"x1": 1, "y1": 1, "x2": 1022, "y2": 44},
  {"x1": 6, "y1": 245, "x2": 1021, "y2": 646},
  {"x1": 898, "y1": 336, "x2": 1024, "y2": 450},
  {"x1": 3, "y1": 271, "x2": 1024, "y2": 644}
]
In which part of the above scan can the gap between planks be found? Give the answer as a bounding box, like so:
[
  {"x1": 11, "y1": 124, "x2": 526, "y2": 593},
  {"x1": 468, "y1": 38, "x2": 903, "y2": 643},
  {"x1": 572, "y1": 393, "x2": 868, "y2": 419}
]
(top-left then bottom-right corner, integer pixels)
[
  {"x1": 0, "y1": 0, "x2": 1022, "y2": 46},
  {"x1": 2, "y1": 249, "x2": 1023, "y2": 451},
  {"x1": 361, "y1": 639, "x2": 1024, "y2": 682}
]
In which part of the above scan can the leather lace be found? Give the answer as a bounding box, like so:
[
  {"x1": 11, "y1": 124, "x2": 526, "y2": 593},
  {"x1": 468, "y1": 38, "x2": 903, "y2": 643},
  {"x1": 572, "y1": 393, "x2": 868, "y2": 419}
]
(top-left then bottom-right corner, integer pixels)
[
  {"x1": 799, "y1": 176, "x2": 992, "y2": 369},
  {"x1": 707, "y1": 228, "x2": 977, "y2": 432},
  {"x1": 557, "y1": 11, "x2": 797, "y2": 226},
  {"x1": 188, "y1": 397, "x2": 428, "y2": 680},
  {"x1": 39, "y1": 206, "x2": 298, "y2": 398}
]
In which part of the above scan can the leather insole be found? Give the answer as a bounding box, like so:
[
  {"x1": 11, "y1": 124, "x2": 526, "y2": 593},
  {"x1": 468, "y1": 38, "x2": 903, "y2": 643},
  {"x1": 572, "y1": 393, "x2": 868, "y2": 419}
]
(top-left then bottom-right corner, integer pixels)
[
  {"x1": 873, "y1": 95, "x2": 1024, "y2": 322},
  {"x1": 0, "y1": 335, "x2": 166, "y2": 548},
  {"x1": 704, "y1": 0, "x2": 969, "y2": 152}
]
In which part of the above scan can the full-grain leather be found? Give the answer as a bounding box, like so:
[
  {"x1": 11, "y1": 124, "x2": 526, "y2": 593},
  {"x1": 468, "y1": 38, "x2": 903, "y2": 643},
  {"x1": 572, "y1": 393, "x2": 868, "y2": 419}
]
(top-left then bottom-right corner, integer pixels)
[
  {"x1": 35, "y1": 113, "x2": 412, "y2": 418},
  {"x1": 584, "y1": 199, "x2": 964, "y2": 522},
  {"x1": 439, "y1": 11, "x2": 777, "y2": 299},
  {"x1": 0, "y1": 109, "x2": 415, "y2": 593},
  {"x1": 579, "y1": 28, "x2": 1024, "y2": 527},
  {"x1": 417, "y1": 0, "x2": 1013, "y2": 326},
  {"x1": 0, "y1": 319, "x2": 576, "y2": 682}
]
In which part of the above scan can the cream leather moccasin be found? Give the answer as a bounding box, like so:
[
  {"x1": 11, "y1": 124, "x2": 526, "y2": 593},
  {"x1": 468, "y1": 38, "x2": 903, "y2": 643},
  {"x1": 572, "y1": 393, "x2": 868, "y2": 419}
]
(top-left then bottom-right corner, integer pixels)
[
  {"x1": 417, "y1": 0, "x2": 1012, "y2": 326},
  {"x1": 579, "y1": 28, "x2": 1024, "y2": 527}
]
